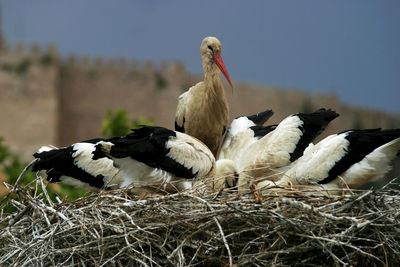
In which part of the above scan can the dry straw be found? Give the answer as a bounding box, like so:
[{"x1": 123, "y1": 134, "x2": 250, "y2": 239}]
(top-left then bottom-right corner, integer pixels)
[{"x1": 1, "y1": 172, "x2": 400, "y2": 266}]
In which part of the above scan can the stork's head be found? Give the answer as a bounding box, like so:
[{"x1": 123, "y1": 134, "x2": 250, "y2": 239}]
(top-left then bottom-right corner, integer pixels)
[
  {"x1": 212, "y1": 159, "x2": 238, "y2": 190},
  {"x1": 200, "y1": 36, "x2": 233, "y2": 88}
]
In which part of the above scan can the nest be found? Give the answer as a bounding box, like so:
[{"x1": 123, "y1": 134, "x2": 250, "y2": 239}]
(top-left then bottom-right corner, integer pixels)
[{"x1": 1, "y1": 176, "x2": 400, "y2": 267}]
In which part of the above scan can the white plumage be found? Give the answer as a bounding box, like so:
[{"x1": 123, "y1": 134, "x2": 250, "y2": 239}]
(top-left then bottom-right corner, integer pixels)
[
  {"x1": 257, "y1": 129, "x2": 400, "y2": 194},
  {"x1": 240, "y1": 115, "x2": 304, "y2": 172},
  {"x1": 218, "y1": 109, "x2": 274, "y2": 163},
  {"x1": 166, "y1": 132, "x2": 215, "y2": 178},
  {"x1": 227, "y1": 109, "x2": 339, "y2": 191},
  {"x1": 208, "y1": 159, "x2": 239, "y2": 191},
  {"x1": 282, "y1": 134, "x2": 349, "y2": 184},
  {"x1": 33, "y1": 139, "x2": 122, "y2": 190},
  {"x1": 340, "y1": 138, "x2": 400, "y2": 187},
  {"x1": 32, "y1": 126, "x2": 246, "y2": 194},
  {"x1": 93, "y1": 127, "x2": 216, "y2": 193},
  {"x1": 72, "y1": 142, "x2": 120, "y2": 184}
]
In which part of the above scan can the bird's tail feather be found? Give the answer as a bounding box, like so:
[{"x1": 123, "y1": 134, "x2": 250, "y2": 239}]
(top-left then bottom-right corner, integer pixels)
[
  {"x1": 338, "y1": 137, "x2": 400, "y2": 188},
  {"x1": 32, "y1": 147, "x2": 64, "y2": 171},
  {"x1": 289, "y1": 108, "x2": 339, "y2": 162},
  {"x1": 246, "y1": 109, "x2": 274, "y2": 125},
  {"x1": 92, "y1": 141, "x2": 113, "y2": 160},
  {"x1": 32, "y1": 147, "x2": 68, "y2": 183}
]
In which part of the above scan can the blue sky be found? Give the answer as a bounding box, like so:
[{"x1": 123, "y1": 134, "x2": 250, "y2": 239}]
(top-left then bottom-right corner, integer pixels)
[{"x1": 2, "y1": 0, "x2": 399, "y2": 112}]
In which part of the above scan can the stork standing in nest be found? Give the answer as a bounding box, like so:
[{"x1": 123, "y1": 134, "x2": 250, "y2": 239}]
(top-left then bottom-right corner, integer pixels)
[{"x1": 175, "y1": 36, "x2": 233, "y2": 156}]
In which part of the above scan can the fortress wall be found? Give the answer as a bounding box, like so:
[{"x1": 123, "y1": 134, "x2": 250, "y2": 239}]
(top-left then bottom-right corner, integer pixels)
[
  {"x1": 57, "y1": 56, "x2": 188, "y2": 145},
  {"x1": 0, "y1": 43, "x2": 59, "y2": 161},
  {"x1": 227, "y1": 81, "x2": 400, "y2": 142},
  {"x1": 0, "y1": 41, "x2": 399, "y2": 161}
]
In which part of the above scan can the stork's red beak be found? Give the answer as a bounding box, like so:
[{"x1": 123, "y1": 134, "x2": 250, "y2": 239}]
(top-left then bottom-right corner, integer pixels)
[{"x1": 213, "y1": 52, "x2": 233, "y2": 88}]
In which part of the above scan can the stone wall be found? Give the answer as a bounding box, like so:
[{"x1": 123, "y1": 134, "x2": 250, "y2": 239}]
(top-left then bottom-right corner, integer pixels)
[
  {"x1": 57, "y1": 56, "x2": 190, "y2": 145},
  {"x1": 0, "y1": 43, "x2": 59, "y2": 160},
  {"x1": 0, "y1": 41, "x2": 399, "y2": 163}
]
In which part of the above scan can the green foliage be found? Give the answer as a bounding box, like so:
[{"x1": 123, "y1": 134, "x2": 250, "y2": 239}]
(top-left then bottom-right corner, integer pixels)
[
  {"x1": 0, "y1": 58, "x2": 32, "y2": 75},
  {"x1": 40, "y1": 53, "x2": 54, "y2": 66},
  {"x1": 0, "y1": 63, "x2": 13, "y2": 72},
  {"x1": 0, "y1": 137, "x2": 10, "y2": 163},
  {"x1": 0, "y1": 138, "x2": 35, "y2": 186},
  {"x1": 132, "y1": 115, "x2": 154, "y2": 130},
  {"x1": 0, "y1": 137, "x2": 88, "y2": 214},
  {"x1": 1, "y1": 110, "x2": 153, "y2": 213},
  {"x1": 55, "y1": 184, "x2": 88, "y2": 201},
  {"x1": 101, "y1": 109, "x2": 131, "y2": 137},
  {"x1": 15, "y1": 58, "x2": 31, "y2": 75},
  {"x1": 101, "y1": 109, "x2": 154, "y2": 138},
  {"x1": 3, "y1": 155, "x2": 36, "y2": 185}
]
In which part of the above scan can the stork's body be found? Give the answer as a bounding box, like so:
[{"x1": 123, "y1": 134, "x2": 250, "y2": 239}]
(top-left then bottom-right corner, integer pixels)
[
  {"x1": 175, "y1": 37, "x2": 232, "y2": 155},
  {"x1": 218, "y1": 109, "x2": 275, "y2": 163},
  {"x1": 93, "y1": 126, "x2": 216, "y2": 194},
  {"x1": 31, "y1": 126, "x2": 243, "y2": 194},
  {"x1": 32, "y1": 138, "x2": 122, "y2": 190},
  {"x1": 257, "y1": 129, "x2": 400, "y2": 194},
  {"x1": 223, "y1": 109, "x2": 338, "y2": 191}
]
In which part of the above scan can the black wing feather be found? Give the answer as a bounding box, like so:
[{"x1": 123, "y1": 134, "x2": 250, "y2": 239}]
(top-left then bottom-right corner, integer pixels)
[
  {"x1": 319, "y1": 129, "x2": 400, "y2": 184},
  {"x1": 250, "y1": 125, "x2": 277, "y2": 138},
  {"x1": 290, "y1": 108, "x2": 339, "y2": 162},
  {"x1": 245, "y1": 109, "x2": 274, "y2": 126},
  {"x1": 174, "y1": 118, "x2": 185, "y2": 133},
  {"x1": 100, "y1": 126, "x2": 198, "y2": 178},
  {"x1": 32, "y1": 142, "x2": 106, "y2": 188}
]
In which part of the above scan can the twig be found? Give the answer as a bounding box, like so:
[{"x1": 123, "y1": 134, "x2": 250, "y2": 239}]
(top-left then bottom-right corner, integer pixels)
[
  {"x1": 12, "y1": 159, "x2": 38, "y2": 190},
  {"x1": 1, "y1": 174, "x2": 399, "y2": 266},
  {"x1": 184, "y1": 193, "x2": 233, "y2": 267}
]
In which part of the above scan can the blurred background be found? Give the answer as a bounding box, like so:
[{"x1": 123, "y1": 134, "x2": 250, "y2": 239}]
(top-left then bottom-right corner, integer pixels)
[{"x1": 0, "y1": 0, "x2": 399, "y2": 196}]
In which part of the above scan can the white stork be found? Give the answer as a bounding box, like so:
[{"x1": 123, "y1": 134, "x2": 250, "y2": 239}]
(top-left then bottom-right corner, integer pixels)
[
  {"x1": 218, "y1": 109, "x2": 274, "y2": 163},
  {"x1": 175, "y1": 36, "x2": 233, "y2": 156},
  {"x1": 32, "y1": 138, "x2": 122, "y2": 190},
  {"x1": 32, "y1": 126, "x2": 220, "y2": 194},
  {"x1": 208, "y1": 159, "x2": 240, "y2": 191},
  {"x1": 257, "y1": 129, "x2": 400, "y2": 194},
  {"x1": 92, "y1": 126, "x2": 216, "y2": 193},
  {"x1": 218, "y1": 108, "x2": 339, "y2": 191}
]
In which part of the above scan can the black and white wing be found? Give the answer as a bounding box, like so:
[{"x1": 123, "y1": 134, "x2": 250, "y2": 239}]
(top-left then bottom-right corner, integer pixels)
[
  {"x1": 241, "y1": 108, "x2": 339, "y2": 171},
  {"x1": 264, "y1": 129, "x2": 400, "y2": 191},
  {"x1": 93, "y1": 126, "x2": 215, "y2": 192},
  {"x1": 32, "y1": 138, "x2": 121, "y2": 190},
  {"x1": 174, "y1": 90, "x2": 191, "y2": 133},
  {"x1": 219, "y1": 109, "x2": 274, "y2": 162}
]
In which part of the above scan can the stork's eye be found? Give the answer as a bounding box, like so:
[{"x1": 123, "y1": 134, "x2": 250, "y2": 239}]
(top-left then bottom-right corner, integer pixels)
[{"x1": 207, "y1": 45, "x2": 213, "y2": 52}]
